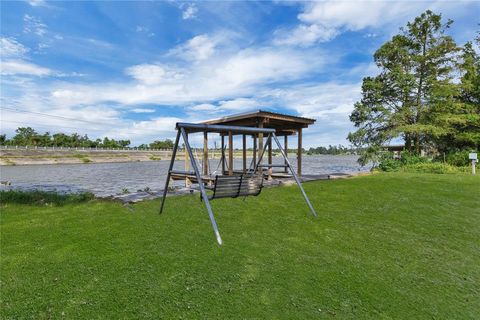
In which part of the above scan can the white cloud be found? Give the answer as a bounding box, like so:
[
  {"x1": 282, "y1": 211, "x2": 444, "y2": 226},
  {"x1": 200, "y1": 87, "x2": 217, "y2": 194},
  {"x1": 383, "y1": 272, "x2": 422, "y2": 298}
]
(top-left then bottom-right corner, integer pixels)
[
  {"x1": 182, "y1": 4, "x2": 198, "y2": 20},
  {"x1": 0, "y1": 38, "x2": 29, "y2": 58},
  {"x1": 169, "y1": 34, "x2": 216, "y2": 61},
  {"x1": 274, "y1": 24, "x2": 338, "y2": 47},
  {"x1": 135, "y1": 25, "x2": 155, "y2": 37},
  {"x1": 217, "y1": 98, "x2": 258, "y2": 111},
  {"x1": 274, "y1": 1, "x2": 465, "y2": 47},
  {"x1": 23, "y1": 14, "x2": 47, "y2": 36},
  {"x1": 191, "y1": 103, "x2": 217, "y2": 112},
  {"x1": 298, "y1": 1, "x2": 389, "y2": 31},
  {"x1": 1, "y1": 60, "x2": 52, "y2": 76},
  {"x1": 125, "y1": 64, "x2": 183, "y2": 85},
  {"x1": 27, "y1": 0, "x2": 47, "y2": 7},
  {"x1": 268, "y1": 82, "x2": 361, "y2": 120},
  {"x1": 190, "y1": 98, "x2": 259, "y2": 113},
  {"x1": 47, "y1": 45, "x2": 325, "y2": 107},
  {"x1": 131, "y1": 108, "x2": 156, "y2": 113}
]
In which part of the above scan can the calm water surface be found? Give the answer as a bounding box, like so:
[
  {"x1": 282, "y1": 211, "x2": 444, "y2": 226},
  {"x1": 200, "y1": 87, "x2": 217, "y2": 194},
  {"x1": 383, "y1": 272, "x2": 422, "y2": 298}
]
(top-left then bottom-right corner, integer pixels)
[{"x1": 0, "y1": 155, "x2": 370, "y2": 196}]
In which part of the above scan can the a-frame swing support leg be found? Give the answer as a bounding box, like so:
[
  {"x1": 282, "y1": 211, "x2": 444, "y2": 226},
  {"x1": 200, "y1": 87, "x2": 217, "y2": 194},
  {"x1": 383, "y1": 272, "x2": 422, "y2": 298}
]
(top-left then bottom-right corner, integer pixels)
[
  {"x1": 160, "y1": 130, "x2": 181, "y2": 214},
  {"x1": 181, "y1": 128, "x2": 223, "y2": 245},
  {"x1": 272, "y1": 133, "x2": 317, "y2": 217}
]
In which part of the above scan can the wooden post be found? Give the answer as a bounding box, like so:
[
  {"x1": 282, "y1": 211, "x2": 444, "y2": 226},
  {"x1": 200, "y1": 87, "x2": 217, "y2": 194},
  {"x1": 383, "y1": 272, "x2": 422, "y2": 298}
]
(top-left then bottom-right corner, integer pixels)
[
  {"x1": 252, "y1": 135, "x2": 257, "y2": 173},
  {"x1": 228, "y1": 131, "x2": 233, "y2": 176},
  {"x1": 242, "y1": 134, "x2": 247, "y2": 173},
  {"x1": 184, "y1": 133, "x2": 191, "y2": 187},
  {"x1": 203, "y1": 131, "x2": 208, "y2": 176},
  {"x1": 297, "y1": 128, "x2": 302, "y2": 176},
  {"x1": 258, "y1": 123, "x2": 263, "y2": 169},
  {"x1": 268, "y1": 136, "x2": 272, "y2": 180},
  {"x1": 221, "y1": 135, "x2": 225, "y2": 175},
  {"x1": 284, "y1": 135, "x2": 288, "y2": 173}
]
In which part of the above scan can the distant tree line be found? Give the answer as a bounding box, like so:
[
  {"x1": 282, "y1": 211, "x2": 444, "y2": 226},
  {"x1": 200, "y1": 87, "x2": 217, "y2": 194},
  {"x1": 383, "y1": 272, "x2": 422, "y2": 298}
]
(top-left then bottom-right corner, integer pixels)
[
  {"x1": 306, "y1": 145, "x2": 356, "y2": 155},
  {"x1": 1, "y1": 127, "x2": 356, "y2": 154},
  {"x1": 0, "y1": 127, "x2": 172, "y2": 149}
]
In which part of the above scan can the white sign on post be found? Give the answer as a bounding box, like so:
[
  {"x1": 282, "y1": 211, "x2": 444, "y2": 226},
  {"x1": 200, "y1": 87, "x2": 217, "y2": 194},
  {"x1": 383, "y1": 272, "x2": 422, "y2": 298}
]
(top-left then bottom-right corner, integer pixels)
[{"x1": 469, "y1": 153, "x2": 477, "y2": 175}]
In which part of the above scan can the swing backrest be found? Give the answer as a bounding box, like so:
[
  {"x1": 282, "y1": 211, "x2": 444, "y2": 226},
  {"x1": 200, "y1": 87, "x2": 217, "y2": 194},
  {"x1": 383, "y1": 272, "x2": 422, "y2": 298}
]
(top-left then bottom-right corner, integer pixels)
[{"x1": 209, "y1": 174, "x2": 263, "y2": 200}]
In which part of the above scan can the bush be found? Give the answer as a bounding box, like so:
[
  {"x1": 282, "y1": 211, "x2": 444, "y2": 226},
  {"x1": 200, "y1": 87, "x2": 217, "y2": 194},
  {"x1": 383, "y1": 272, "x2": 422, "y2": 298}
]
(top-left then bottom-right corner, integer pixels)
[
  {"x1": 378, "y1": 153, "x2": 402, "y2": 172},
  {"x1": 400, "y1": 163, "x2": 465, "y2": 174},
  {"x1": 0, "y1": 190, "x2": 94, "y2": 206},
  {"x1": 378, "y1": 151, "x2": 429, "y2": 172},
  {"x1": 445, "y1": 150, "x2": 478, "y2": 167},
  {"x1": 399, "y1": 151, "x2": 428, "y2": 165}
]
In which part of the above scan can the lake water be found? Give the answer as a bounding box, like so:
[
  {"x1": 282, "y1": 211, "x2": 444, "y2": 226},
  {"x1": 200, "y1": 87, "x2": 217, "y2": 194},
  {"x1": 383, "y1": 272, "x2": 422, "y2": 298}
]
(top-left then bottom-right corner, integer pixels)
[{"x1": 0, "y1": 155, "x2": 370, "y2": 196}]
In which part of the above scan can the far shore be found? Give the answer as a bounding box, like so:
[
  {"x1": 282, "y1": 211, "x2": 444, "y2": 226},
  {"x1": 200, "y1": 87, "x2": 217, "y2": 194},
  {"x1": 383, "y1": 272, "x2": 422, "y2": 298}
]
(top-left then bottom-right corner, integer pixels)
[{"x1": 0, "y1": 148, "x2": 330, "y2": 166}]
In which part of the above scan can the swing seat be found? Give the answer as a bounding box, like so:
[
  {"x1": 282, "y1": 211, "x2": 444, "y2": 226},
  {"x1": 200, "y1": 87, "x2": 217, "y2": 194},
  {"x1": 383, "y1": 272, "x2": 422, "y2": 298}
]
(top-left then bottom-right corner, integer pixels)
[{"x1": 209, "y1": 174, "x2": 263, "y2": 200}]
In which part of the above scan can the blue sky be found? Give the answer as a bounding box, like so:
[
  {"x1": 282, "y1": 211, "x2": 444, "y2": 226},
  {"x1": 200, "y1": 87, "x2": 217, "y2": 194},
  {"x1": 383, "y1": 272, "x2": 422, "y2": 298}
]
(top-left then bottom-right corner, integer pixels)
[{"x1": 1, "y1": 0, "x2": 479, "y2": 147}]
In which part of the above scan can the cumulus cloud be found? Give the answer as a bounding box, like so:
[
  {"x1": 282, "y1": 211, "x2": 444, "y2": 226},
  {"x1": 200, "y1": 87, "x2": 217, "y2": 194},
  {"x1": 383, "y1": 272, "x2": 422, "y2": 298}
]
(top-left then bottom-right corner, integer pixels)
[
  {"x1": 273, "y1": 1, "x2": 463, "y2": 47},
  {"x1": 125, "y1": 64, "x2": 183, "y2": 85},
  {"x1": 47, "y1": 43, "x2": 325, "y2": 108},
  {"x1": 169, "y1": 35, "x2": 216, "y2": 61},
  {"x1": 274, "y1": 24, "x2": 338, "y2": 47},
  {"x1": 191, "y1": 98, "x2": 259, "y2": 113},
  {"x1": 182, "y1": 3, "x2": 198, "y2": 20}
]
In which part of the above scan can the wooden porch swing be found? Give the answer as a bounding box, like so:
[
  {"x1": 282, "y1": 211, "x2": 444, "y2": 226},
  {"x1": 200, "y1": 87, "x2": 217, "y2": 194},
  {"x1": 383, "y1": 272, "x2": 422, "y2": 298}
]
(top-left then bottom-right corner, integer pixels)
[{"x1": 159, "y1": 123, "x2": 317, "y2": 245}]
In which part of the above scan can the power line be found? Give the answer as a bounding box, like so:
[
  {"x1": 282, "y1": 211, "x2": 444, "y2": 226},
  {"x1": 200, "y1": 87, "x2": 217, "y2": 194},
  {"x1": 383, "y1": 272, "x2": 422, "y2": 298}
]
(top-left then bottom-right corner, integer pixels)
[
  {"x1": 0, "y1": 119, "x2": 105, "y2": 133},
  {"x1": 0, "y1": 108, "x2": 178, "y2": 135},
  {"x1": 1, "y1": 106, "x2": 115, "y2": 126}
]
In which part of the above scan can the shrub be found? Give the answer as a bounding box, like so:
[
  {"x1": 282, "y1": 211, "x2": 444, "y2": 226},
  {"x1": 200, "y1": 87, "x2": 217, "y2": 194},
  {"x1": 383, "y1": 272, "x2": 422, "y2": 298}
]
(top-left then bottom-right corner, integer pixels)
[
  {"x1": 0, "y1": 190, "x2": 94, "y2": 206},
  {"x1": 378, "y1": 152, "x2": 402, "y2": 172},
  {"x1": 399, "y1": 151, "x2": 428, "y2": 165},
  {"x1": 378, "y1": 151, "x2": 434, "y2": 172},
  {"x1": 401, "y1": 163, "x2": 464, "y2": 174},
  {"x1": 445, "y1": 150, "x2": 478, "y2": 167}
]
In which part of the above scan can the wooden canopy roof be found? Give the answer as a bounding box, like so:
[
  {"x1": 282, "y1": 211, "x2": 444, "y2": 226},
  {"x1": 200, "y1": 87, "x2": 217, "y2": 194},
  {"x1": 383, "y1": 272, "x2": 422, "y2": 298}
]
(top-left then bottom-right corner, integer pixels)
[{"x1": 202, "y1": 110, "x2": 315, "y2": 136}]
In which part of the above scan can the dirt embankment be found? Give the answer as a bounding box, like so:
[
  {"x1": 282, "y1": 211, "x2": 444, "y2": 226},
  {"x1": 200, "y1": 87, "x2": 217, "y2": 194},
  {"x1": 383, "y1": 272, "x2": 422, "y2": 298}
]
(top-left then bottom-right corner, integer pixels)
[{"x1": 0, "y1": 149, "x2": 174, "y2": 166}]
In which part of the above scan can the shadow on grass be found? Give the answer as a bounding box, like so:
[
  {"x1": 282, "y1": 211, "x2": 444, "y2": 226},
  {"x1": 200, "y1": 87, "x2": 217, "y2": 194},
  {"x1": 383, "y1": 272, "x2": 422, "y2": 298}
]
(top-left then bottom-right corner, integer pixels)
[{"x1": 0, "y1": 190, "x2": 94, "y2": 206}]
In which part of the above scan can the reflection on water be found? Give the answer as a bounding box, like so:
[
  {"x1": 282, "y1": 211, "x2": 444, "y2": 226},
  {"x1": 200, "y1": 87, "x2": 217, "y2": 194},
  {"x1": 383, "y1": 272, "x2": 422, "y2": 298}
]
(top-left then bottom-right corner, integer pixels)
[{"x1": 0, "y1": 155, "x2": 370, "y2": 196}]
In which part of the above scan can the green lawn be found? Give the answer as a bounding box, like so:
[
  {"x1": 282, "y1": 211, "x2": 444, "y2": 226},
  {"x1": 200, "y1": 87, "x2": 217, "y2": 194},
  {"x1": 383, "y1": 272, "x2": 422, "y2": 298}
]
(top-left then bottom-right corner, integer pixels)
[{"x1": 1, "y1": 173, "x2": 479, "y2": 319}]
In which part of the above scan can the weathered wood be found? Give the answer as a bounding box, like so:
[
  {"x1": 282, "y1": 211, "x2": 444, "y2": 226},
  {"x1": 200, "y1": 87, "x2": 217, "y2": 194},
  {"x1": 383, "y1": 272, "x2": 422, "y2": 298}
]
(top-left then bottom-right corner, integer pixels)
[
  {"x1": 252, "y1": 135, "x2": 257, "y2": 173},
  {"x1": 297, "y1": 128, "x2": 302, "y2": 176},
  {"x1": 242, "y1": 134, "x2": 247, "y2": 173},
  {"x1": 228, "y1": 131, "x2": 233, "y2": 176},
  {"x1": 184, "y1": 133, "x2": 191, "y2": 187},
  {"x1": 221, "y1": 135, "x2": 225, "y2": 175},
  {"x1": 258, "y1": 122, "x2": 263, "y2": 168},
  {"x1": 284, "y1": 135, "x2": 288, "y2": 173},
  {"x1": 267, "y1": 137, "x2": 272, "y2": 180},
  {"x1": 209, "y1": 174, "x2": 263, "y2": 200},
  {"x1": 203, "y1": 131, "x2": 209, "y2": 176}
]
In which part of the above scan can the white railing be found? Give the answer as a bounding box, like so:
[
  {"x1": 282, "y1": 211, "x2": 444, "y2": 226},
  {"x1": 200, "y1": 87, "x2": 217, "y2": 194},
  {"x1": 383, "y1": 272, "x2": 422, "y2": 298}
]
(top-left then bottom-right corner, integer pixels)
[{"x1": 0, "y1": 145, "x2": 174, "y2": 152}]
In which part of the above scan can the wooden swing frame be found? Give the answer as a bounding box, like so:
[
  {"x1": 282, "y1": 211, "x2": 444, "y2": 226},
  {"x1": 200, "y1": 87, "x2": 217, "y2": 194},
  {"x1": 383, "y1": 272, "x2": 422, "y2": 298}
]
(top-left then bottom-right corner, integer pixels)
[{"x1": 159, "y1": 123, "x2": 317, "y2": 245}]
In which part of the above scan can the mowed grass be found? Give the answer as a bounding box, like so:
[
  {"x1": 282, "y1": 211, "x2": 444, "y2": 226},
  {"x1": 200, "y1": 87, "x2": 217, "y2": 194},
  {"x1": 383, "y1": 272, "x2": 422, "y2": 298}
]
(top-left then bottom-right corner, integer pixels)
[{"x1": 1, "y1": 173, "x2": 479, "y2": 319}]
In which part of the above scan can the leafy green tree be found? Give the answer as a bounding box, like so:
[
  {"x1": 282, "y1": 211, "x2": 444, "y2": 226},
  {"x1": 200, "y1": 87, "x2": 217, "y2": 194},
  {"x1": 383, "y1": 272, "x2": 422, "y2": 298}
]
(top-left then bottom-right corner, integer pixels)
[
  {"x1": 349, "y1": 10, "x2": 459, "y2": 164},
  {"x1": 430, "y1": 39, "x2": 480, "y2": 151},
  {"x1": 11, "y1": 127, "x2": 39, "y2": 146},
  {"x1": 149, "y1": 139, "x2": 173, "y2": 149}
]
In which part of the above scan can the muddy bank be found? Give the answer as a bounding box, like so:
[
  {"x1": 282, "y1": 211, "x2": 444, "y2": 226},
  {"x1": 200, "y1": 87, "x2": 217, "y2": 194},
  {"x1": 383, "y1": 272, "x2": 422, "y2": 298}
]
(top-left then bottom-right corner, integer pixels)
[
  {"x1": 0, "y1": 149, "x2": 248, "y2": 166},
  {"x1": 0, "y1": 149, "x2": 175, "y2": 166}
]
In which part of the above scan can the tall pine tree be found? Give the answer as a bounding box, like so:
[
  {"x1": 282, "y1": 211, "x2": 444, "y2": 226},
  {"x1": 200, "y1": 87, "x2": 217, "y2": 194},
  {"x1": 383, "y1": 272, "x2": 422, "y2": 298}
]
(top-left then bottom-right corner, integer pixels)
[{"x1": 348, "y1": 11, "x2": 459, "y2": 164}]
